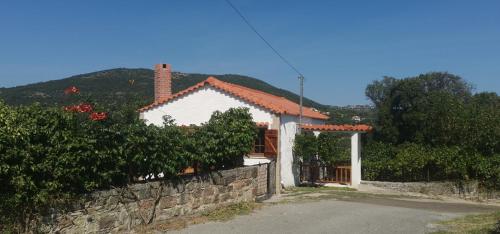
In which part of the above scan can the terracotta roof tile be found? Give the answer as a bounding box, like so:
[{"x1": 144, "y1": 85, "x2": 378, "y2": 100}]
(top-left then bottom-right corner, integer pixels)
[
  {"x1": 139, "y1": 76, "x2": 329, "y2": 120},
  {"x1": 300, "y1": 124, "x2": 373, "y2": 132}
]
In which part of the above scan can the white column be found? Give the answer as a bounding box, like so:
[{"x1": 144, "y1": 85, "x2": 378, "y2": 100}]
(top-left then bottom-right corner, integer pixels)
[{"x1": 350, "y1": 132, "x2": 362, "y2": 188}]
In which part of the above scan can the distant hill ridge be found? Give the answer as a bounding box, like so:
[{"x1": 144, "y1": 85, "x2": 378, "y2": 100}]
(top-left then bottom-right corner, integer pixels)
[{"x1": 0, "y1": 68, "x2": 325, "y2": 110}]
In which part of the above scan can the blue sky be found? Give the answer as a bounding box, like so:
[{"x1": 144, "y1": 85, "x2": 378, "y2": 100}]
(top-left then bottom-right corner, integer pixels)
[{"x1": 1, "y1": 0, "x2": 499, "y2": 105}]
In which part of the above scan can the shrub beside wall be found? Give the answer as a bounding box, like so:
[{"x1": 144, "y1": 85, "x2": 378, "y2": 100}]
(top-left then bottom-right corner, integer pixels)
[
  {"x1": 362, "y1": 142, "x2": 500, "y2": 191},
  {"x1": 363, "y1": 73, "x2": 500, "y2": 193},
  {"x1": 0, "y1": 100, "x2": 256, "y2": 232},
  {"x1": 36, "y1": 165, "x2": 266, "y2": 233}
]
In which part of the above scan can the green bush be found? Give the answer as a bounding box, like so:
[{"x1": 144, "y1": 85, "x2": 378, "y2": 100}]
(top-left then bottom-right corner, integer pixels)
[
  {"x1": 0, "y1": 99, "x2": 257, "y2": 231},
  {"x1": 362, "y1": 141, "x2": 397, "y2": 181},
  {"x1": 364, "y1": 73, "x2": 499, "y2": 189},
  {"x1": 293, "y1": 132, "x2": 318, "y2": 162},
  {"x1": 362, "y1": 141, "x2": 499, "y2": 189},
  {"x1": 193, "y1": 107, "x2": 257, "y2": 170},
  {"x1": 317, "y1": 132, "x2": 350, "y2": 164},
  {"x1": 294, "y1": 132, "x2": 350, "y2": 164}
]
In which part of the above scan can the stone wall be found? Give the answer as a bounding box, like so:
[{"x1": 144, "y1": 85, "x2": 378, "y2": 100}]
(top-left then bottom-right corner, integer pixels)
[
  {"x1": 361, "y1": 180, "x2": 499, "y2": 200},
  {"x1": 37, "y1": 165, "x2": 270, "y2": 233},
  {"x1": 256, "y1": 163, "x2": 268, "y2": 196}
]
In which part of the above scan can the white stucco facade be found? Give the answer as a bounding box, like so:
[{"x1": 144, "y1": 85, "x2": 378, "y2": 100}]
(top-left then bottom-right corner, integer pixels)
[
  {"x1": 279, "y1": 115, "x2": 326, "y2": 187},
  {"x1": 350, "y1": 133, "x2": 362, "y2": 188},
  {"x1": 243, "y1": 156, "x2": 272, "y2": 166},
  {"x1": 141, "y1": 86, "x2": 276, "y2": 126},
  {"x1": 140, "y1": 85, "x2": 328, "y2": 188}
]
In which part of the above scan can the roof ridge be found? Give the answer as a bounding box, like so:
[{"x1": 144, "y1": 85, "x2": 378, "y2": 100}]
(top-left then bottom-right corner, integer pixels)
[
  {"x1": 139, "y1": 76, "x2": 329, "y2": 120},
  {"x1": 208, "y1": 77, "x2": 285, "y2": 98},
  {"x1": 208, "y1": 78, "x2": 313, "y2": 108}
]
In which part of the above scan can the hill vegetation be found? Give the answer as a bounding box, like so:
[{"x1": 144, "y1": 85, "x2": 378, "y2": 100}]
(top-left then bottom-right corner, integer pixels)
[
  {"x1": 0, "y1": 68, "x2": 376, "y2": 124},
  {"x1": 0, "y1": 68, "x2": 325, "y2": 109}
]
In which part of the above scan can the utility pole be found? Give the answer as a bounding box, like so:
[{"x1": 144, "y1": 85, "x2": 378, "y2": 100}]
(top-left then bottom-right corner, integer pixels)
[{"x1": 298, "y1": 75, "x2": 304, "y2": 134}]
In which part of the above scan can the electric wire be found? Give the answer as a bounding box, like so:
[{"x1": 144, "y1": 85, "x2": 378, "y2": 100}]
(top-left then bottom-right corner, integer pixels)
[{"x1": 224, "y1": 0, "x2": 304, "y2": 77}]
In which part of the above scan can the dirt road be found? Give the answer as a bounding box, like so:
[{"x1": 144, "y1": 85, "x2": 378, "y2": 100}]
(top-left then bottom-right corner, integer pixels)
[{"x1": 169, "y1": 190, "x2": 498, "y2": 234}]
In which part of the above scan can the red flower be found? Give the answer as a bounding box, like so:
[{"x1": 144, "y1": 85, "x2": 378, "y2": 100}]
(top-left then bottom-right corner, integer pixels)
[
  {"x1": 63, "y1": 105, "x2": 78, "y2": 112},
  {"x1": 63, "y1": 103, "x2": 93, "y2": 113},
  {"x1": 77, "y1": 103, "x2": 93, "y2": 113},
  {"x1": 64, "y1": 86, "x2": 80, "y2": 95},
  {"x1": 89, "y1": 112, "x2": 107, "y2": 121}
]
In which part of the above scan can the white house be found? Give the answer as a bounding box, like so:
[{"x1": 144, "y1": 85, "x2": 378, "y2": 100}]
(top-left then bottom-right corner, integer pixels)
[{"x1": 139, "y1": 64, "x2": 371, "y2": 188}]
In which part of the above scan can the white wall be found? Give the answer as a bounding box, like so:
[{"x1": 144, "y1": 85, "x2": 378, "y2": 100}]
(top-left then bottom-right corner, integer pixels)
[
  {"x1": 351, "y1": 133, "x2": 362, "y2": 188},
  {"x1": 141, "y1": 86, "x2": 328, "y2": 188},
  {"x1": 244, "y1": 156, "x2": 272, "y2": 166},
  {"x1": 141, "y1": 86, "x2": 275, "y2": 126},
  {"x1": 279, "y1": 115, "x2": 325, "y2": 187}
]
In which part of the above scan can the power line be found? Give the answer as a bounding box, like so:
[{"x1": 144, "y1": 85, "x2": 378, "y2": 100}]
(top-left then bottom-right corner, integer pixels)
[{"x1": 223, "y1": 0, "x2": 304, "y2": 77}]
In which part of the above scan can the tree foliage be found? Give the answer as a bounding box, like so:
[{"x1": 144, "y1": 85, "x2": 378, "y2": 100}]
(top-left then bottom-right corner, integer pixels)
[
  {"x1": 363, "y1": 72, "x2": 499, "y2": 190},
  {"x1": 0, "y1": 97, "x2": 257, "y2": 231},
  {"x1": 294, "y1": 132, "x2": 350, "y2": 164},
  {"x1": 317, "y1": 132, "x2": 350, "y2": 164},
  {"x1": 293, "y1": 132, "x2": 318, "y2": 162},
  {"x1": 192, "y1": 108, "x2": 257, "y2": 170},
  {"x1": 0, "y1": 68, "x2": 324, "y2": 110}
]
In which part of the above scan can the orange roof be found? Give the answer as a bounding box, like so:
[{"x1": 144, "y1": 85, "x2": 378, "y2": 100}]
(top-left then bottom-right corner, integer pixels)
[
  {"x1": 300, "y1": 124, "x2": 373, "y2": 132},
  {"x1": 139, "y1": 76, "x2": 329, "y2": 120}
]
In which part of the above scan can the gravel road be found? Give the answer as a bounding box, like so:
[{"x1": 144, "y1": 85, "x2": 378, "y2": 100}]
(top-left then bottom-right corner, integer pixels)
[{"x1": 169, "y1": 195, "x2": 498, "y2": 234}]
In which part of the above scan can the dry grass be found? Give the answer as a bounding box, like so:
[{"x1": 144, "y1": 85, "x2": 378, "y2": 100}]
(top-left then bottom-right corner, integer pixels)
[
  {"x1": 135, "y1": 202, "x2": 262, "y2": 233},
  {"x1": 202, "y1": 202, "x2": 262, "y2": 221},
  {"x1": 433, "y1": 211, "x2": 500, "y2": 234},
  {"x1": 279, "y1": 185, "x2": 424, "y2": 204}
]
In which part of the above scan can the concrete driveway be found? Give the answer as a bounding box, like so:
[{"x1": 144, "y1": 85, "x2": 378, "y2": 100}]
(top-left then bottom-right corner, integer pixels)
[{"x1": 169, "y1": 192, "x2": 498, "y2": 234}]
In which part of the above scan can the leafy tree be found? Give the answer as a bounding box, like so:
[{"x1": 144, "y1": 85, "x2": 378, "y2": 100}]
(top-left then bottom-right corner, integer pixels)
[
  {"x1": 194, "y1": 107, "x2": 257, "y2": 170},
  {"x1": 365, "y1": 76, "x2": 398, "y2": 108},
  {"x1": 362, "y1": 142, "x2": 397, "y2": 181},
  {"x1": 363, "y1": 72, "x2": 499, "y2": 190},
  {"x1": 366, "y1": 72, "x2": 472, "y2": 145},
  {"x1": 316, "y1": 132, "x2": 350, "y2": 164},
  {"x1": 462, "y1": 92, "x2": 500, "y2": 156},
  {"x1": 137, "y1": 116, "x2": 190, "y2": 179},
  {"x1": 293, "y1": 132, "x2": 317, "y2": 162},
  {"x1": 0, "y1": 102, "x2": 260, "y2": 231}
]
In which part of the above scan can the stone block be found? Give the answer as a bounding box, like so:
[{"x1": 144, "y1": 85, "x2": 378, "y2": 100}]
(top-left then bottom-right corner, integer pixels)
[
  {"x1": 179, "y1": 193, "x2": 189, "y2": 205},
  {"x1": 231, "y1": 180, "x2": 247, "y2": 190},
  {"x1": 134, "y1": 186, "x2": 152, "y2": 200},
  {"x1": 161, "y1": 184, "x2": 177, "y2": 196},
  {"x1": 138, "y1": 199, "x2": 156, "y2": 223},
  {"x1": 105, "y1": 196, "x2": 120, "y2": 209},
  {"x1": 159, "y1": 196, "x2": 178, "y2": 209},
  {"x1": 98, "y1": 214, "x2": 116, "y2": 231},
  {"x1": 37, "y1": 165, "x2": 268, "y2": 232},
  {"x1": 202, "y1": 186, "x2": 215, "y2": 197}
]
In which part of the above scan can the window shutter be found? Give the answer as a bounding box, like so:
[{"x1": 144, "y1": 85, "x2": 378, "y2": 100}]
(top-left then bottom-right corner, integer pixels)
[{"x1": 264, "y1": 129, "x2": 278, "y2": 157}]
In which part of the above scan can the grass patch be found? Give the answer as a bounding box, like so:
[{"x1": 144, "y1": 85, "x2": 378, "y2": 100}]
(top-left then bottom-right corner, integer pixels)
[
  {"x1": 135, "y1": 202, "x2": 262, "y2": 233},
  {"x1": 202, "y1": 202, "x2": 262, "y2": 221},
  {"x1": 433, "y1": 211, "x2": 500, "y2": 234},
  {"x1": 278, "y1": 185, "x2": 435, "y2": 205},
  {"x1": 288, "y1": 186, "x2": 357, "y2": 193}
]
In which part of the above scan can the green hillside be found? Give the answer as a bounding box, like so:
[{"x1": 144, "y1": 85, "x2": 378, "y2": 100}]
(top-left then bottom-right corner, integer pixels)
[{"x1": 0, "y1": 68, "x2": 325, "y2": 110}]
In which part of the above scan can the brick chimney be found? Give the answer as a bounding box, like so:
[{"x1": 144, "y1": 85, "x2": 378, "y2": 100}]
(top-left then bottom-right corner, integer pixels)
[{"x1": 154, "y1": 64, "x2": 172, "y2": 103}]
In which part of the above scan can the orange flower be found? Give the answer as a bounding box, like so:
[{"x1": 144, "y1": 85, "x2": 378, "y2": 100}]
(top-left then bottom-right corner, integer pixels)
[
  {"x1": 64, "y1": 86, "x2": 80, "y2": 95},
  {"x1": 77, "y1": 103, "x2": 93, "y2": 113},
  {"x1": 89, "y1": 112, "x2": 107, "y2": 121}
]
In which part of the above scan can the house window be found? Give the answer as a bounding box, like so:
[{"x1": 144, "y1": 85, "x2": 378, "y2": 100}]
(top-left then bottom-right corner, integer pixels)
[{"x1": 253, "y1": 128, "x2": 266, "y2": 154}]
